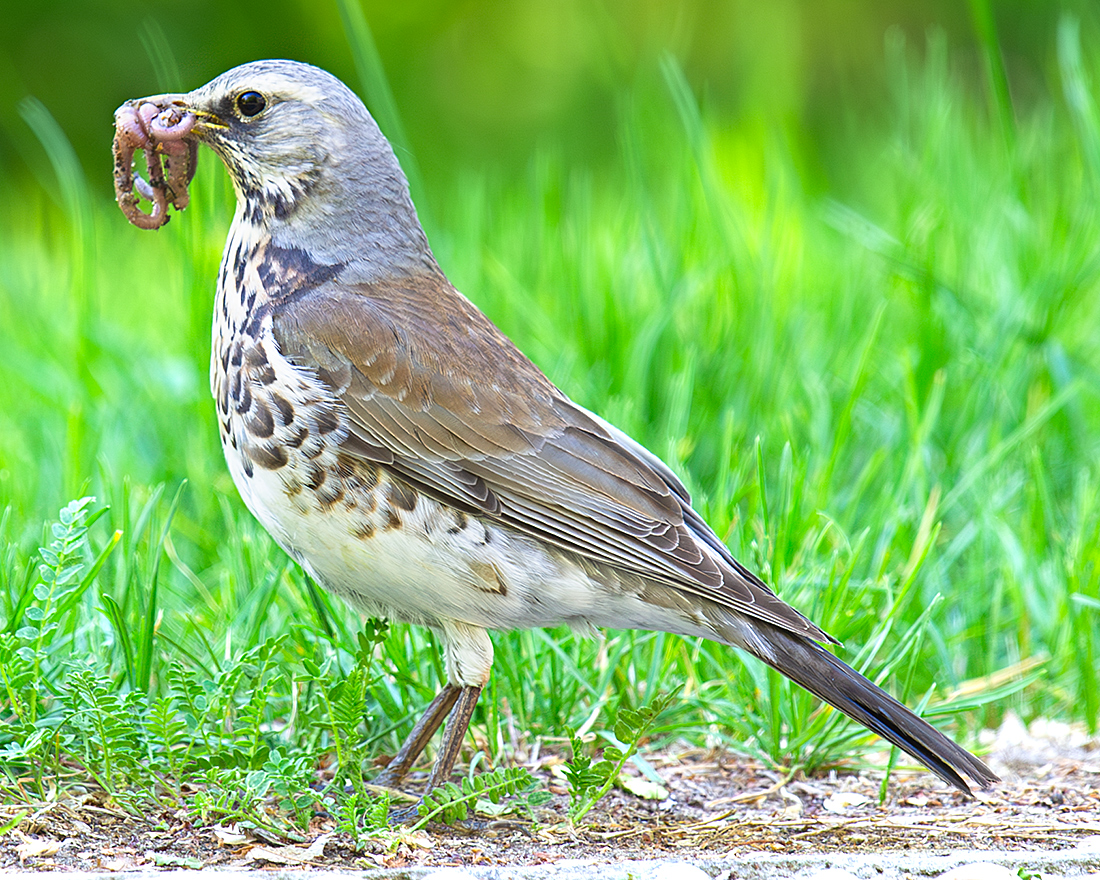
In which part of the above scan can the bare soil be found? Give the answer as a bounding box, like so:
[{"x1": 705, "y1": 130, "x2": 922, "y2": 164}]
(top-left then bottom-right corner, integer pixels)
[{"x1": 5, "y1": 715, "x2": 1099, "y2": 872}]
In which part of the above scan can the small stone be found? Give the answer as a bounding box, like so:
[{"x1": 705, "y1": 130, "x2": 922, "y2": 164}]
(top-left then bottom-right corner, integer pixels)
[{"x1": 805, "y1": 870, "x2": 860, "y2": 880}]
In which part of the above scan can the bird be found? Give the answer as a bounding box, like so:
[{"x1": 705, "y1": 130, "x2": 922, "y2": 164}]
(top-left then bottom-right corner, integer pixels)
[{"x1": 114, "y1": 59, "x2": 997, "y2": 799}]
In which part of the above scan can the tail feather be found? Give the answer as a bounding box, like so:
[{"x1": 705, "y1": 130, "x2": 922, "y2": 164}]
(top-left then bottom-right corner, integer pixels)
[{"x1": 748, "y1": 627, "x2": 998, "y2": 794}]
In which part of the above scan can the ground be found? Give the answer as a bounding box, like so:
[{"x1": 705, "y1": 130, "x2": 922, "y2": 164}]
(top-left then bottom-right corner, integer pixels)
[{"x1": 4, "y1": 716, "x2": 1099, "y2": 872}]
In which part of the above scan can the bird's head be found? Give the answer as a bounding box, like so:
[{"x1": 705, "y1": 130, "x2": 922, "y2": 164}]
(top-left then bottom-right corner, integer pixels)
[
  {"x1": 179, "y1": 61, "x2": 360, "y2": 211},
  {"x1": 116, "y1": 59, "x2": 434, "y2": 276}
]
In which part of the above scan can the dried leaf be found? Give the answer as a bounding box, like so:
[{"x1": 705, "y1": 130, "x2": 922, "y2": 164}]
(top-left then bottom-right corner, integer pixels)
[
  {"x1": 246, "y1": 833, "x2": 330, "y2": 864},
  {"x1": 822, "y1": 791, "x2": 872, "y2": 813},
  {"x1": 150, "y1": 852, "x2": 203, "y2": 869},
  {"x1": 212, "y1": 823, "x2": 250, "y2": 846},
  {"x1": 619, "y1": 774, "x2": 670, "y2": 800},
  {"x1": 15, "y1": 832, "x2": 62, "y2": 863}
]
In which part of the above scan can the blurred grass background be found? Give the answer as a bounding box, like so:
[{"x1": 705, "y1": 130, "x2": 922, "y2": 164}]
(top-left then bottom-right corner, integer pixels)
[{"x1": 1, "y1": 0, "x2": 1100, "y2": 793}]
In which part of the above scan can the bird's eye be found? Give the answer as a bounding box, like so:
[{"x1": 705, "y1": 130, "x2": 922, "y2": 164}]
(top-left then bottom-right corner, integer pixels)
[{"x1": 235, "y1": 91, "x2": 266, "y2": 117}]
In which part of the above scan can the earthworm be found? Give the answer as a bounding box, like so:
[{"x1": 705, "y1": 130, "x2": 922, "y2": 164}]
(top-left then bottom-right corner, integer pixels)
[{"x1": 113, "y1": 99, "x2": 199, "y2": 229}]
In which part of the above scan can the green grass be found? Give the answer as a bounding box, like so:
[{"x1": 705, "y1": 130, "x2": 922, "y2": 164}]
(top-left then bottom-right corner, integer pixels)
[{"x1": 1, "y1": 17, "x2": 1098, "y2": 830}]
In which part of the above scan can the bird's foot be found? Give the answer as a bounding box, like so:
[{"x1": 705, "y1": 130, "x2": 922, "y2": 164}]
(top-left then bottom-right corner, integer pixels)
[
  {"x1": 387, "y1": 800, "x2": 505, "y2": 833},
  {"x1": 387, "y1": 801, "x2": 425, "y2": 826}
]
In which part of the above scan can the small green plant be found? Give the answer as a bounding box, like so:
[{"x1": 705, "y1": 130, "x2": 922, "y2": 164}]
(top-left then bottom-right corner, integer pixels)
[
  {"x1": 563, "y1": 690, "x2": 678, "y2": 825},
  {"x1": 305, "y1": 623, "x2": 394, "y2": 842},
  {"x1": 63, "y1": 663, "x2": 148, "y2": 796},
  {"x1": 264, "y1": 749, "x2": 324, "y2": 831},
  {"x1": 168, "y1": 636, "x2": 287, "y2": 774},
  {"x1": 415, "y1": 766, "x2": 541, "y2": 827},
  {"x1": 0, "y1": 496, "x2": 119, "y2": 796},
  {"x1": 332, "y1": 788, "x2": 391, "y2": 849}
]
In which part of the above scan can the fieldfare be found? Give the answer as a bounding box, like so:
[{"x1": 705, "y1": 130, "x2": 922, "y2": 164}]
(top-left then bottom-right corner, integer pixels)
[{"x1": 113, "y1": 60, "x2": 997, "y2": 797}]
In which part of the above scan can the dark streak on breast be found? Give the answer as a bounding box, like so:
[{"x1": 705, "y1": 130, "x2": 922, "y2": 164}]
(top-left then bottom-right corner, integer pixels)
[
  {"x1": 259, "y1": 244, "x2": 343, "y2": 300},
  {"x1": 271, "y1": 393, "x2": 294, "y2": 425},
  {"x1": 386, "y1": 481, "x2": 419, "y2": 512},
  {"x1": 237, "y1": 383, "x2": 253, "y2": 414},
  {"x1": 245, "y1": 344, "x2": 268, "y2": 368},
  {"x1": 286, "y1": 426, "x2": 309, "y2": 448},
  {"x1": 305, "y1": 462, "x2": 326, "y2": 491},
  {"x1": 314, "y1": 407, "x2": 339, "y2": 436},
  {"x1": 256, "y1": 365, "x2": 277, "y2": 385},
  {"x1": 234, "y1": 252, "x2": 247, "y2": 291},
  {"x1": 241, "y1": 244, "x2": 345, "y2": 339},
  {"x1": 250, "y1": 443, "x2": 289, "y2": 470},
  {"x1": 316, "y1": 480, "x2": 345, "y2": 509},
  {"x1": 247, "y1": 403, "x2": 275, "y2": 438}
]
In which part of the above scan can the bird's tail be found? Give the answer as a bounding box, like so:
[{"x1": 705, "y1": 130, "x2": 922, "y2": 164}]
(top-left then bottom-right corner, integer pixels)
[{"x1": 744, "y1": 625, "x2": 998, "y2": 794}]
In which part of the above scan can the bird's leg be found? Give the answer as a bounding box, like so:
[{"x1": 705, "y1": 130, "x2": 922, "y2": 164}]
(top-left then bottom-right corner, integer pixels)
[
  {"x1": 386, "y1": 684, "x2": 485, "y2": 826},
  {"x1": 423, "y1": 684, "x2": 483, "y2": 791},
  {"x1": 373, "y1": 683, "x2": 461, "y2": 788}
]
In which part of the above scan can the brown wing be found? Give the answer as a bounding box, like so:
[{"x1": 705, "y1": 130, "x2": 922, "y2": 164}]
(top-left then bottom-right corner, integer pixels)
[{"x1": 271, "y1": 270, "x2": 832, "y2": 643}]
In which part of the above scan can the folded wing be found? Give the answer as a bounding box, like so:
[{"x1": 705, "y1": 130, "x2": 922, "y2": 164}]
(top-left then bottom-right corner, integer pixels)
[{"x1": 271, "y1": 271, "x2": 832, "y2": 643}]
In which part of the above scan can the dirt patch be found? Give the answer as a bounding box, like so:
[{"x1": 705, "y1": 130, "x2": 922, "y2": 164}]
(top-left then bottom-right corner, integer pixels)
[{"x1": 4, "y1": 718, "x2": 1099, "y2": 872}]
